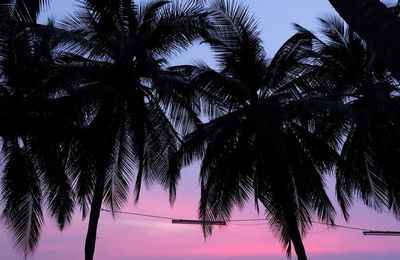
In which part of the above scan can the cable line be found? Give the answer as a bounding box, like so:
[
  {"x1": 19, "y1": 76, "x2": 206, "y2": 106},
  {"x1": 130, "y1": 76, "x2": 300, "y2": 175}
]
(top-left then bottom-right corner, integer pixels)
[
  {"x1": 311, "y1": 220, "x2": 368, "y2": 231},
  {"x1": 101, "y1": 208, "x2": 174, "y2": 220},
  {"x1": 101, "y1": 208, "x2": 400, "y2": 236}
]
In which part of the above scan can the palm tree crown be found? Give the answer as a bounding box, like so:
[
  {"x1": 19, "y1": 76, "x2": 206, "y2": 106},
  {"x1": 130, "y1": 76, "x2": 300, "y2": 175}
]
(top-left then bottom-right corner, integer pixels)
[
  {"x1": 56, "y1": 1, "x2": 208, "y2": 259},
  {"x1": 305, "y1": 15, "x2": 400, "y2": 220},
  {"x1": 169, "y1": 2, "x2": 338, "y2": 259}
]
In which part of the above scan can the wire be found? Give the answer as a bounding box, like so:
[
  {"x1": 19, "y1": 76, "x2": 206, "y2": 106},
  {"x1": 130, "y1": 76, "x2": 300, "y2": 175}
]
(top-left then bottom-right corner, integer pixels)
[
  {"x1": 100, "y1": 208, "x2": 395, "y2": 233},
  {"x1": 101, "y1": 208, "x2": 174, "y2": 220},
  {"x1": 101, "y1": 208, "x2": 266, "y2": 222},
  {"x1": 231, "y1": 219, "x2": 374, "y2": 232},
  {"x1": 311, "y1": 220, "x2": 369, "y2": 231},
  {"x1": 231, "y1": 223, "x2": 266, "y2": 226},
  {"x1": 309, "y1": 227, "x2": 330, "y2": 234},
  {"x1": 230, "y1": 218, "x2": 266, "y2": 222}
]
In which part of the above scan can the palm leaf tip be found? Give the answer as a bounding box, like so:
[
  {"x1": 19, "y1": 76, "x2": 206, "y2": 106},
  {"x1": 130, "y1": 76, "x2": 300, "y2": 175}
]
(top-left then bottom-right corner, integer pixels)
[{"x1": 1, "y1": 140, "x2": 44, "y2": 256}]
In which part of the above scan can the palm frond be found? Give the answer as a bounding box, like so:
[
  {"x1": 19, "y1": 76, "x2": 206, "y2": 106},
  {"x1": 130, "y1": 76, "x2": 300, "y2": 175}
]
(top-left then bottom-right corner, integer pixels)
[
  {"x1": 104, "y1": 123, "x2": 135, "y2": 214},
  {"x1": 142, "y1": 0, "x2": 208, "y2": 58},
  {"x1": 67, "y1": 137, "x2": 97, "y2": 219},
  {"x1": 1, "y1": 139, "x2": 44, "y2": 257},
  {"x1": 25, "y1": 136, "x2": 75, "y2": 230}
]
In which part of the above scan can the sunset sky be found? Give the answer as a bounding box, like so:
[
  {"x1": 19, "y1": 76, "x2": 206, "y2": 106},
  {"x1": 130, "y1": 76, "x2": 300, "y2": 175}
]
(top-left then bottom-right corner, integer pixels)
[{"x1": 1, "y1": 0, "x2": 400, "y2": 259}]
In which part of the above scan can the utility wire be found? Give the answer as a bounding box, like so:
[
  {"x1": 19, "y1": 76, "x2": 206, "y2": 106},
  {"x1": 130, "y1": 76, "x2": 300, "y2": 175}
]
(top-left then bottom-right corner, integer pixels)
[
  {"x1": 231, "y1": 223, "x2": 267, "y2": 226},
  {"x1": 100, "y1": 208, "x2": 382, "y2": 232},
  {"x1": 231, "y1": 218, "x2": 266, "y2": 222},
  {"x1": 309, "y1": 228, "x2": 331, "y2": 234},
  {"x1": 101, "y1": 208, "x2": 266, "y2": 223},
  {"x1": 311, "y1": 220, "x2": 369, "y2": 231},
  {"x1": 101, "y1": 208, "x2": 174, "y2": 220}
]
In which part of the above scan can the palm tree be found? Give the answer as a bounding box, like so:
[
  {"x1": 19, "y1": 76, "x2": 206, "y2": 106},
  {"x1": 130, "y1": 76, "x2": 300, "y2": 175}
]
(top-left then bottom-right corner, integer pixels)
[
  {"x1": 328, "y1": 0, "x2": 400, "y2": 75},
  {"x1": 305, "y1": 15, "x2": 400, "y2": 220},
  {"x1": 57, "y1": 1, "x2": 208, "y2": 259},
  {"x1": 168, "y1": 1, "x2": 337, "y2": 259},
  {"x1": 0, "y1": 0, "x2": 78, "y2": 257}
]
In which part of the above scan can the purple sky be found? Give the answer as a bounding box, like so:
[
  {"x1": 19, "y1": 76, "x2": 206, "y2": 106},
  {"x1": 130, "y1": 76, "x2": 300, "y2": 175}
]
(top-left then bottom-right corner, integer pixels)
[
  {"x1": 2, "y1": 1, "x2": 400, "y2": 259},
  {"x1": 2, "y1": 164, "x2": 400, "y2": 259}
]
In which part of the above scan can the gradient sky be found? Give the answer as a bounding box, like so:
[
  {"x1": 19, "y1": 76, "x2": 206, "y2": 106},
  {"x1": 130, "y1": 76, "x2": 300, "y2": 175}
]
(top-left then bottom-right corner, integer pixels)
[{"x1": 2, "y1": 1, "x2": 400, "y2": 259}]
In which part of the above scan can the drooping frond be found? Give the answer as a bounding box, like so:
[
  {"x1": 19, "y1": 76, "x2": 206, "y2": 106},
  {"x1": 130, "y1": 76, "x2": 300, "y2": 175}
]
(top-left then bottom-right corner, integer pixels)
[
  {"x1": 66, "y1": 136, "x2": 97, "y2": 219},
  {"x1": 25, "y1": 136, "x2": 75, "y2": 230},
  {"x1": 1, "y1": 139, "x2": 44, "y2": 257},
  {"x1": 104, "y1": 121, "x2": 135, "y2": 214}
]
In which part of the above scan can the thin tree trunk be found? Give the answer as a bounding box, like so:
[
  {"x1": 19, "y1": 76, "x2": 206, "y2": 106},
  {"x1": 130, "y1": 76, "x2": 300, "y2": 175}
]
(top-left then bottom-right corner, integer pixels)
[
  {"x1": 290, "y1": 224, "x2": 308, "y2": 260},
  {"x1": 85, "y1": 172, "x2": 106, "y2": 260},
  {"x1": 287, "y1": 214, "x2": 308, "y2": 260},
  {"x1": 328, "y1": 0, "x2": 400, "y2": 75}
]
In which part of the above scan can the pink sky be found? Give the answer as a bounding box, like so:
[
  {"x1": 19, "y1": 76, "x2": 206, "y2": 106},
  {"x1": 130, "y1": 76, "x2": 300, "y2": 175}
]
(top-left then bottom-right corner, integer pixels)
[
  {"x1": 1, "y1": 164, "x2": 400, "y2": 259},
  {"x1": 2, "y1": 1, "x2": 400, "y2": 259}
]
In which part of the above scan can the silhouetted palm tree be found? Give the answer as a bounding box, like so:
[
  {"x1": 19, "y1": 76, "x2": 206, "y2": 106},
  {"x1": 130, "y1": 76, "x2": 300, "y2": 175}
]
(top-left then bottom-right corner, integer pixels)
[
  {"x1": 0, "y1": 1, "x2": 78, "y2": 257},
  {"x1": 328, "y1": 0, "x2": 400, "y2": 75},
  {"x1": 304, "y1": 16, "x2": 400, "y2": 220},
  {"x1": 169, "y1": 2, "x2": 337, "y2": 259},
  {"x1": 57, "y1": 1, "x2": 208, "y2": 259},
  {"x1": 3, "y1": 1, "x2": 400, "y2": 260}
]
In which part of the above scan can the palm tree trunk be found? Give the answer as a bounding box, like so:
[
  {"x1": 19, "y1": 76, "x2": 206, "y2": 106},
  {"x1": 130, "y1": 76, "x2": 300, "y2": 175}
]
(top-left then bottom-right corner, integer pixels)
[
  {"x1": 328, "y1": 0, "x2": 400, "y2": 75},
  {"x1": 85, "y1": 171, "x2": 106, "y2": 260},
  {"x1": 287, "y1": 214, "x2": 308, "y2": 260},
  {"x1": 290, "y1": 226, "x2": 308, "y2": 260}
]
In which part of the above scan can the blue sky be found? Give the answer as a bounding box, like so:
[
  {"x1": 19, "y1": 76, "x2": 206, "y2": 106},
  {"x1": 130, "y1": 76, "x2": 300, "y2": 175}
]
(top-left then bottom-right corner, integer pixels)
[{"x1": 41, "y1": 0, "x2": 335, "y2": 61}]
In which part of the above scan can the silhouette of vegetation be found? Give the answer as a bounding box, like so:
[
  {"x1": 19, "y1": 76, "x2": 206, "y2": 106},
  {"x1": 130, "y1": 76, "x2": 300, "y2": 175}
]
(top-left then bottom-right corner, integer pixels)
[
  {"x1": 299, "y1": 15, "x2": 400, "y2": 221},
  {"x1": 0, "y1": 0, "x2": 78, "y2": 256},
  {"x1": 168, "y1": 2, "x2": 338, "y2": 259},
  {"x1": 1, "y1": 1, "x2": 400, "y2": 260},
  {"x1": 1, "y1": 0, "x2": 208, "y2": 259},
  {"x1": 329, "y1": 0, "x2": 400, "y2": 75},
  {"x1": 57, "y1": 1, "x2": 208, "y2": 259}
]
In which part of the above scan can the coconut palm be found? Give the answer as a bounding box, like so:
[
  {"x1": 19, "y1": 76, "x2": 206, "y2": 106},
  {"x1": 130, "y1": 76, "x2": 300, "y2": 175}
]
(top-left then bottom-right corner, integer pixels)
[
  {"x1": 168, "y1": 1, "x2": 338, "y2": 259},
  {"x1": 0, "y1": 1, "x2": 79, "y2": 257},
  {"x1": 328, "y1": 0, "x2": 400, "y2": 75},
  {"x1": 57, "y1": 1, "x2": 208, "y2": 259},
  {"x1": 304, "y1": 15, "x2": 400, "y2": 220}
]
